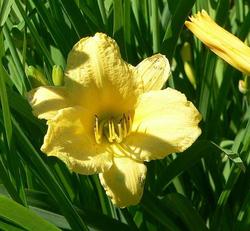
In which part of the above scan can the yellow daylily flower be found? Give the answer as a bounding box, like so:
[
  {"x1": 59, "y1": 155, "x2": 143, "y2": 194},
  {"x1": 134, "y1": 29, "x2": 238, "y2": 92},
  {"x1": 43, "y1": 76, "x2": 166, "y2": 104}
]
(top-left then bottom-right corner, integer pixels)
[
  {"x1": 185, "y1": 10, "x2": 250, "y2": 75},
  {"x1": 27, "y1": 33, "x2": 201, "y2": 207}
]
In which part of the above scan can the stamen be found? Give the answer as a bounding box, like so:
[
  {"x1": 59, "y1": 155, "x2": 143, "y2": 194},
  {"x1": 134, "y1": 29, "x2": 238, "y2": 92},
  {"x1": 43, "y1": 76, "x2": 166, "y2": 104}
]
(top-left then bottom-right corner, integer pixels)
[
  {"x1": 111, "y1": 119, "x2": 116, "y2": 139},
  {"x1": 95, "y1": 115, "x2": 99, "y2": 130},
  {"x1": 108, "y1": 120, "x2": 114, "y2": 142},
  {"x1": 122, "y1": 114, "x2": 127, "y2": 137},
  {"x1": 94, "y1": 127, "x2": 101, "y2": 144},
  {"x1": 115, "y1": 122, "x2": 123, "y2": 143},
  {"x1": 94, "y1": 115, "x2": 102, "y2": 144},
  {"x1": 127, "y1": 114, "x2": 132, "y2": 134}
]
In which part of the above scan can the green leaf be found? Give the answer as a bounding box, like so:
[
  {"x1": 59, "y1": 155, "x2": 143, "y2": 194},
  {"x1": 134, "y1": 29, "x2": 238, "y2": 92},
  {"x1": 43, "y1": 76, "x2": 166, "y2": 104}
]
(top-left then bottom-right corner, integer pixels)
[
  {"x1": 150, "y1": 0, "x2": 160, "y2": 53},
  {"x1": 1, "y1": 29, "x2": 28, "y2": 206},
  {"x1": 0, "y1": 195, "x2": 60, "y2": 231},
  {"x1": 212, "y1": 142, "x2": 246, "y2": 172},
  {"x1": 58, "y1": 0, "x2": 90, "y2": 37},
  {"x1": 0, "y1": 31, "x2": 12, "y2": 148},
  {"x1": 162, "y1": 193, "x2": 208, "y2": 231},
  {"x1": 31, "y1": 207, "x2": 71, "y2": 230},
  {"x1": 6, "y1": 87, "x2": 43, "y2": 129},
  {"x1": 0, "y1": 0, "x2": 14, "y2": 27},
  {"x1": 161, "y1": 0, "x2": 196, "y2": 59},
  {"x1": 0, "y1": 218, "x2": 25, "y2": 231},
  {"x1": 158, "y1": 140, "x2": 222, "y2": 193},
  {"x1": 10, "y1": 117, "x2": 89, "y2": 231},
  {"x1": 14, "y1": 1, "x2": 54, "y2": 67},
  {"x1": 142, "y1": 191, "x2": 182, "y2": 231},
  {"x1": 2, "y1": 25, "x2": 27, "y2": 94}
]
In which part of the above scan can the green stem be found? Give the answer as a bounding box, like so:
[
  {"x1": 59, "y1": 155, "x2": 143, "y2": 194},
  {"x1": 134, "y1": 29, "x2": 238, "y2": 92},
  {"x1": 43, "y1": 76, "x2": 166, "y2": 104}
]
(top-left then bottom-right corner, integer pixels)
[{"x1": 150, "y1": 0, "x2": 159, "y2": 53}]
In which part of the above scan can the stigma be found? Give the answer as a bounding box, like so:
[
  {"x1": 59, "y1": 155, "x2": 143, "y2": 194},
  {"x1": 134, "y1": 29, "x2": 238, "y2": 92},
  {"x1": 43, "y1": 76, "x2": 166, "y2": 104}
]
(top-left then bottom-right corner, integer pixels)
[{"x1": 94, "y1": 114, "x2": 132, "y2": 144}]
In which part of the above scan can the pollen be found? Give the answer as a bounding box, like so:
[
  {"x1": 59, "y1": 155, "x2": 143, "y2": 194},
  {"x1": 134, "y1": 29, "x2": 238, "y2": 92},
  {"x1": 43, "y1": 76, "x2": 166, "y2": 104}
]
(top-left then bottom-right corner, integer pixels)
[{"x1": 94, "y1": 114, "x2": 132, "y2": 144}]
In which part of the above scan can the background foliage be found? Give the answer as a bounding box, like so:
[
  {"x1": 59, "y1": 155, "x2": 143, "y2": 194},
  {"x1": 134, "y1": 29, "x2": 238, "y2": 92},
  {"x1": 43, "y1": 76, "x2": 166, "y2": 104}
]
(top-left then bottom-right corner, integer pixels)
[{"x1": 0, "y1": 0, "x2": 250, "y2": 230}]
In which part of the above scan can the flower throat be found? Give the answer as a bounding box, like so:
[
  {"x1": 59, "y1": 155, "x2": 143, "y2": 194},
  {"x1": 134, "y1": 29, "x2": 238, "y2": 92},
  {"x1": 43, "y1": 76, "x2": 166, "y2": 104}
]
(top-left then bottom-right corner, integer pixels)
[{"x1": 94, "y1": 114, "x2": 132, "y2": 144}]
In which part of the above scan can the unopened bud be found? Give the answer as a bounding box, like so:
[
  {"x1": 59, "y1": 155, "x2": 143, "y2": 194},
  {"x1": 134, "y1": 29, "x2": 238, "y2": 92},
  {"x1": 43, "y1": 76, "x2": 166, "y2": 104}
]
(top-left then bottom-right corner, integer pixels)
[
  {"x1": 181, "y1": 42, "x2": 196, "y2": 89},
  {"x1": 26, "y1": 66, "x2": 48, "y2": 87},
  {"x1": 184, "y1": 62, "x2": 196, "y2": 89},
  {"x1": 239, "y1": 77, "x2": 250, "y2": 94},
  {"x1": 239, "y1": 80, "x2": 247, "y2": 94},
  {"x1": 52, "y1": 65, "x2": 64, "y2": 86},
  {"x1": 181, "y1": 42, "x2": 192, "y2": 62}
]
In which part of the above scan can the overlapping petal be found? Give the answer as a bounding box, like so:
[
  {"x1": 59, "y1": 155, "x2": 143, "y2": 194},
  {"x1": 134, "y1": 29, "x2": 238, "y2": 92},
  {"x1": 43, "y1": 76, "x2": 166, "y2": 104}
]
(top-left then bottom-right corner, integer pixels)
[
  {"x1": 124, "y1": 88, "x2": 201, "y2": 161},
  {"x1": 185, "y1": 10, "x2": 250, "y2": 75},
  {"x1": 99, "y1": 157, "x2": 147, "y2": 207},
  {"x1": 41, "y1": 106, "x2": 113, "y2": 174},
  {"x1": 135, "y1": 54, "x2": 170, "y2": 92},
  {"x1": 27, "y1": 86, "x2": 69, "y2": 120},
  {"x1": 64, "y1": 33, "x2": 141, "y2": 114}
]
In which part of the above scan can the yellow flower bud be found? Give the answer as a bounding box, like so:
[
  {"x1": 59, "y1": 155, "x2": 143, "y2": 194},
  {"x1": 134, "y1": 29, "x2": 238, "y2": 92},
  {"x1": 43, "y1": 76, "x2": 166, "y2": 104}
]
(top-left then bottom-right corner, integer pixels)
[
  {"x1": 52, "y1": 65, "x2": 64, "y2": 86},
  {"x1": 239, "y1": 76, "x2": 250, "y2": 94},
  {"x1": 181, "y1": 42, "x2": 192, "y2": 62},
  {"x1": 239, "y1": 80, "x2": 247, "y2": 94},
  {"x1": 181, "y1": 42, "x2": 196, "y2": 89},
  {"x1": 184, "y1": 62, "x2": 196, "y2": 89}
]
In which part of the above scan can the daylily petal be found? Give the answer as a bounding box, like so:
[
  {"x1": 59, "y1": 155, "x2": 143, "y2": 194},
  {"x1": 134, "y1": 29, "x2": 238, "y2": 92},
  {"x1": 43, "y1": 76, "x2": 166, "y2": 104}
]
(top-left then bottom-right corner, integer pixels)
[
  {"x1": 64, "y1": 33, "x2": 140, "y2": 114},
  {"x1": 185, "y1": 10, "x2": 250, "y2": 75},
  {"x1": 27, "y1": 86, "x2": 69, "y2": 120},
  {"x1": 41, "y1": 106, "x2": 113, "y2": 175},
  {"x1": 135, "y1": 54, "x2": 170, "y2": 92},
  {"x1": 124, "y1": 88, "x2": 201, "y2": 161},
  {"x1": 99, "y1": 157, "x2": 147, "y2": 207}
]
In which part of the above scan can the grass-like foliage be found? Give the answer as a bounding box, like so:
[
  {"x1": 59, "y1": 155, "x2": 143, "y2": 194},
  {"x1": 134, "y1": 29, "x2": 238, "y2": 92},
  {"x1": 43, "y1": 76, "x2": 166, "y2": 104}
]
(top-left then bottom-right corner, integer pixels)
[{"x1": 0, "y1": 0, "x2": 250, "y2": 230}]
